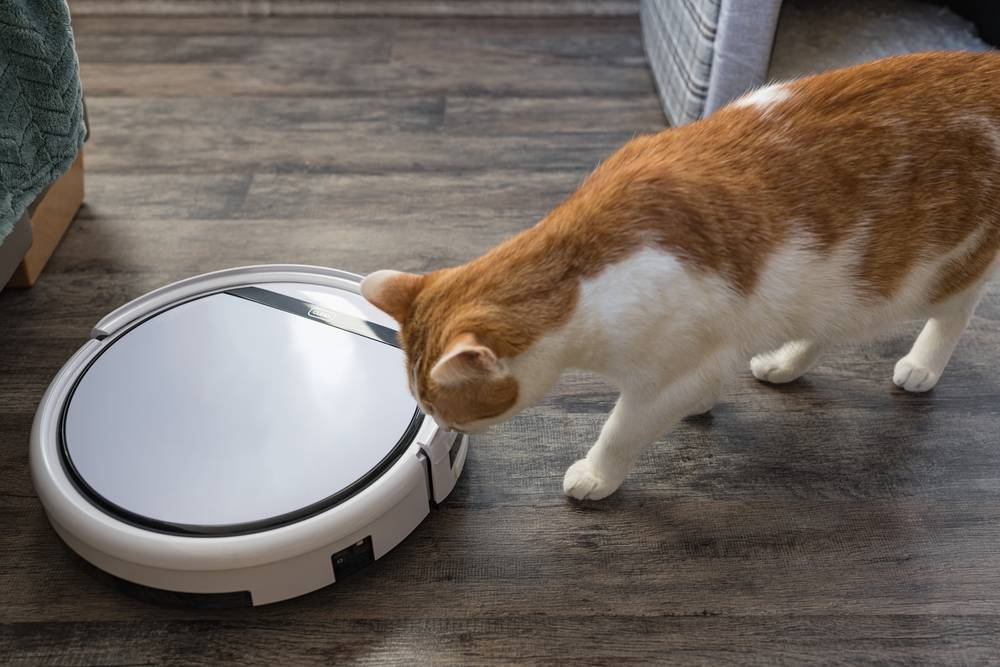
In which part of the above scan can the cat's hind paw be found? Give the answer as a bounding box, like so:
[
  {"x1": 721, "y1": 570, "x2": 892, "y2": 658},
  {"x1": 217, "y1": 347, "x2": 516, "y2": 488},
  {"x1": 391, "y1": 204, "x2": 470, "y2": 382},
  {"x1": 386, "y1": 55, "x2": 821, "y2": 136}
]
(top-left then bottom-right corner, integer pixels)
[
  {"x1": 563, "y1": 459, "x2": 622, "y2": 500},
  {"x1": 893, "y1": 357, "x2": 940, "y2": 393},
  {"x1": 751, "y1": 355, "x2": 805, "y2": 383},
  {"x1": 750, "y1": 342, "x2": 819, "y2": 384},
  {"x1": 685, "y1": 395, "x2": 717, "y2": 416}
]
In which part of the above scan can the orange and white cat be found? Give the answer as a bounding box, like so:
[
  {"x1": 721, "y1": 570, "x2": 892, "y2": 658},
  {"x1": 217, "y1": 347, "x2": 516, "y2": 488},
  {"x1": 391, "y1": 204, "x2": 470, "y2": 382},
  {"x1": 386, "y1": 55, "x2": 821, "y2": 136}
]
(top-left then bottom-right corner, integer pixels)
[{"x1": 362, "y1": 52, "x2": 1000, "y2": 500}]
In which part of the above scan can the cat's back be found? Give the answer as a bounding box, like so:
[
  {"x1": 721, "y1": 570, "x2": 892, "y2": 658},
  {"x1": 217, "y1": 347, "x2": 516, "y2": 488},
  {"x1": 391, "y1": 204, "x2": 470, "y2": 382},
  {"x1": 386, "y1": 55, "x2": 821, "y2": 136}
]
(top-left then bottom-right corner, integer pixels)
[
  {"x1": 534, "y1": 52, "x2": 1000, "y2": 305},
  {"x1": 686, "y1": 50, "x2": 1000, "y2": 170},
  {"x1": 724, "y1": 51, "x2": 1000, "y2": 228},
  {"x1": 783, "y1": 50, "x2": 1000, "y2": 118},
  {"x1": 565, "y1": 51, "x2": 1000, "y2": 301},
  {"x1": 690, "y1": 51, "x2": 1000, "y2": 301}
]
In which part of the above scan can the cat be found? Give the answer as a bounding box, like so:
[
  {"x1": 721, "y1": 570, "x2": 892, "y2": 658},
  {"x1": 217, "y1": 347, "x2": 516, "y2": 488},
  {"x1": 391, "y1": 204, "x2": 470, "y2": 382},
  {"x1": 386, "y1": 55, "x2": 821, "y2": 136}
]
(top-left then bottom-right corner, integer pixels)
[{"x1": 361, "y1": 51, "x2": 1000, "y2": 501}]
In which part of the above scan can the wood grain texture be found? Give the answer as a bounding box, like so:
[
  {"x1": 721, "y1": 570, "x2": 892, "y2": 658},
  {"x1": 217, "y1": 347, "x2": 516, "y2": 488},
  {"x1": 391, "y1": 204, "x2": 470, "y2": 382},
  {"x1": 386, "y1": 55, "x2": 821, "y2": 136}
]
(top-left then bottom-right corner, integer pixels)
[
  {"x1": 69, "y1": 0, "x2": 639, "y2": 18},
  {"x1": 2, "y1": 14, "x2": 1000, "y2": 666},
  {"x1": 74, "y1": 17, "x2": 652, "y2": 98}
]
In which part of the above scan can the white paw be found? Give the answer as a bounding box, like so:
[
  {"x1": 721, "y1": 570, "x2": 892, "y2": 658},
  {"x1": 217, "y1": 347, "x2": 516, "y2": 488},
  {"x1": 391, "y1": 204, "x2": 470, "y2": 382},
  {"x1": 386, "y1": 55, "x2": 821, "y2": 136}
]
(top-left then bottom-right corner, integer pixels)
[
  {"x1": 751, "y1": 353, "x2": 806, "y2": 384},
  {"x1": 893, "y1": 357, "x2": 940, "y2": 393},
  {"x1": 562, "y1": 459, "x2": 622, "y2": 500},
  {"x1": 686, "y1": 395, "x2": 716, "y2": 416}
]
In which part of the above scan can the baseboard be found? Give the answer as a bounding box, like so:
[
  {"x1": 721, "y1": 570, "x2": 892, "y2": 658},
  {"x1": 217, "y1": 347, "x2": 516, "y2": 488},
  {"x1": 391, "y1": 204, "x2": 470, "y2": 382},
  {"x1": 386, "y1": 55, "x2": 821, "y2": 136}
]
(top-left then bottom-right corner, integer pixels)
[
  {"x1": 68, "y1": 0, "x2": 639, "y2": 17},
  {"x1": 8, "y1": 151, "x2": 85, "y2": 288}
]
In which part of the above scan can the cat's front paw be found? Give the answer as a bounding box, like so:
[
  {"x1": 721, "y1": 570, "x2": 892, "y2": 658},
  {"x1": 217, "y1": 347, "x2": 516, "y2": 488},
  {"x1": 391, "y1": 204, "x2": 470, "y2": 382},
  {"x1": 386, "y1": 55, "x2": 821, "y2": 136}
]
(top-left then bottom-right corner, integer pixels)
[
  {"x1": 563, "y1": 459, "x2": 622, "y2": 500},
  {"x1": 893, "y1": 357, "x2": 940, "y2": 393}
]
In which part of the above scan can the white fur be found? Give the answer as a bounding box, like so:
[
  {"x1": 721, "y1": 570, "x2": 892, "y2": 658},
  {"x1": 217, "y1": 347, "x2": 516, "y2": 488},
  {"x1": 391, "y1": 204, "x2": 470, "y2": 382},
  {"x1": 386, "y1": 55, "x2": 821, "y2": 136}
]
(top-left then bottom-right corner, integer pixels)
[
  {"x1": 893, "y1": 250, "x2": 999, "y2": 392},
  {"x1": 430, "y1": 336, "x2": 499, "y2": 386},
  {"x1": 970, "y1": 115, "x2": 1000, "y2": 158},
  {"x1": 360, "y1": 269, "x2": 404, "y2": 304},
  {"x1": 494, "y1": 230, "x2": 997, "y2": 500},
  {"x1": 731, "y1": 84, "x2": 791, "y2": 112}
]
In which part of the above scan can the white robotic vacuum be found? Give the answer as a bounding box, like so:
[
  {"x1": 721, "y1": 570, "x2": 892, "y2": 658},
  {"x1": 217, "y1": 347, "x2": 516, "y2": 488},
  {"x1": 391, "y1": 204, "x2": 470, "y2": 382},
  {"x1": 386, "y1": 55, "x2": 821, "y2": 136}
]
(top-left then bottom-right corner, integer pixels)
[{"x1": 30, "y1": 265, "x2": 467, "y2": 606}]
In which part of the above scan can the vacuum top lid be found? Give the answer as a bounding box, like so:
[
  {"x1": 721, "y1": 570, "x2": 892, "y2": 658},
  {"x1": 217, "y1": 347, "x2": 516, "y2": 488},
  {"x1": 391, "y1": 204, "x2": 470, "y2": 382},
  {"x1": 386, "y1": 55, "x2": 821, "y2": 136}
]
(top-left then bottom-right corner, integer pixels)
[{"x1": 60, "y1": 281, "x2": 420, "y2": 535}]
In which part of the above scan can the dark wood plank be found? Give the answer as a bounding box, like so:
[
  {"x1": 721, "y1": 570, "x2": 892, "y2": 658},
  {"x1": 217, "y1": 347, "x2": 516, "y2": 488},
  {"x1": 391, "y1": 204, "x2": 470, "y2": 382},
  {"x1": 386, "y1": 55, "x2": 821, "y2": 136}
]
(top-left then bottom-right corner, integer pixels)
[
  {"x1": 70, "y1": 0, "x2": 639, "y2": 19},
  {"x1": 77, "y1": 60, "x2": 654, "y2": 98},
  {"x1": 73, "y1": 17, "x2": 654, "y2": 98},
  {"x1": 75, "y1": 32, "x2": 394, "y2": 66},
  {"x1": 444, "y1": 95, "x2": 665, "y2": 134},
  {"x1": 70, "y1": 15, "x2": 642, "y2": 36},
  {"x1": 79, "y1": 96, "x2": 663, "y2": 174},
  {"x1": 70, "y1": 169, "x2": 579, "y2": 223},
  {"x1": 3, "y1": 615, "x2": 999, "y2": 666},
  {"x1": 71, "y1": 15, "x2": 399, "y2": 36},
  {"x1": 7, "y1": 487, "x2": 1000, "y2": 620},
  {"x1": 80, "y1": 102, "x2": 658, "y2": 175}
]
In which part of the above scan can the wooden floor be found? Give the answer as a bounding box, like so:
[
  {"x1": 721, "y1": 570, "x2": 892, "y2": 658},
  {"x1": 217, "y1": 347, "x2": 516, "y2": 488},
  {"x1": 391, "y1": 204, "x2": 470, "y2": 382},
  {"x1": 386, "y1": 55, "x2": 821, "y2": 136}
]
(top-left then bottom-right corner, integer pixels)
[{"x1": 2, "y1": 14, "x2": 1000, "y2": 666}]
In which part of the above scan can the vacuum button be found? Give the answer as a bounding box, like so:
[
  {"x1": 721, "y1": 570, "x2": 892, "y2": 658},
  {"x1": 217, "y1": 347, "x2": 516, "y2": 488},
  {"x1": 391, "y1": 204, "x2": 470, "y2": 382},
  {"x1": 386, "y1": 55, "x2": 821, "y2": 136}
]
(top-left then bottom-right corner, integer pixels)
[{"x1": 331, "y1": 536, "x2": 375, "y2": 580}]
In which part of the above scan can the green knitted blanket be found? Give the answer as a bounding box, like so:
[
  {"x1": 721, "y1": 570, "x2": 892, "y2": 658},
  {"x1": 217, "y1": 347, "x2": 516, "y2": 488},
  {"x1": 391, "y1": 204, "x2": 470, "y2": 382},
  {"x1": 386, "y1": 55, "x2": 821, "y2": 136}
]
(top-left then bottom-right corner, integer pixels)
[{"x1": 0, "y1": 0, "x2": 86, "y2": 243}]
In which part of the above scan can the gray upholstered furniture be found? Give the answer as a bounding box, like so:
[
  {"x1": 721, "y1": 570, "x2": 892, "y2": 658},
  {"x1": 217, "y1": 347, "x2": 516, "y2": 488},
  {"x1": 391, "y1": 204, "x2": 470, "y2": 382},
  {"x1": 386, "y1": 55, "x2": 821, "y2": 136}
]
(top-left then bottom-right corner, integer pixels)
[
  {"x1": 640, "y1": 0, "x2": 992, "y2": 127},
  {"x1": 640, "y1": 0, "x2": 781, "y2": 126}
]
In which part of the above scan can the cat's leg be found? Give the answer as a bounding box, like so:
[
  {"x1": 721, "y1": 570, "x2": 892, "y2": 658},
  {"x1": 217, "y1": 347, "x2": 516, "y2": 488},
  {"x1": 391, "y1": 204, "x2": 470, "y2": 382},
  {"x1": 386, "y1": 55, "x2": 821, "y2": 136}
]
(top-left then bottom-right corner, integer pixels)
[
  {"x1": 750, "y1": 340, "x2": 823, "y2": 384},
  {"x1": 893, "y1": 284, "x2": 987, "y2": 393},
  {"x1": 564, "y1": 364, "x2": 724, "y2": 500}
]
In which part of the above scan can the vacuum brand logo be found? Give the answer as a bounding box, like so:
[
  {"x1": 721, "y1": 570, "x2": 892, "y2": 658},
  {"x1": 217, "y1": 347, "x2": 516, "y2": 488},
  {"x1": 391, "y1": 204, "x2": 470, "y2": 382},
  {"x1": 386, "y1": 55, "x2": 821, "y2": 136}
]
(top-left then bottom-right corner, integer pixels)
[{"x1": 307, "y1": 307, "x2": 335, "y2": 322}]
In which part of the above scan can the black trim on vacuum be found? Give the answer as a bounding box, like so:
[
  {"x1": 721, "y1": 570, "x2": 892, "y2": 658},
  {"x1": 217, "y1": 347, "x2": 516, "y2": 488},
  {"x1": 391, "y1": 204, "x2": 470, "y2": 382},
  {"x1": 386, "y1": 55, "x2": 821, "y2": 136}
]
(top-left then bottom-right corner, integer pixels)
[
  {"x1": 416, "y1": 449, "x2": 437, "y2": 512},
  {"x1": 57, "y1": 287, "x2": 423, "y2": 538},
  {"x1": 226, "y1": 286, "x2": 400, "y2": 347},
  {"x1": 71, "y1": 548, "x2": 254, "y2": 608}
]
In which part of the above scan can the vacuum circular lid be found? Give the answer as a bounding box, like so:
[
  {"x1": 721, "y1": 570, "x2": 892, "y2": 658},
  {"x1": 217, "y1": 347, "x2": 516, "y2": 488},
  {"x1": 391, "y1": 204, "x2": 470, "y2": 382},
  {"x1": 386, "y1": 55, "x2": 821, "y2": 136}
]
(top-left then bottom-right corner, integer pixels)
[{"x1": 60, "y1": 280, "x2": 421, "y2": 536}]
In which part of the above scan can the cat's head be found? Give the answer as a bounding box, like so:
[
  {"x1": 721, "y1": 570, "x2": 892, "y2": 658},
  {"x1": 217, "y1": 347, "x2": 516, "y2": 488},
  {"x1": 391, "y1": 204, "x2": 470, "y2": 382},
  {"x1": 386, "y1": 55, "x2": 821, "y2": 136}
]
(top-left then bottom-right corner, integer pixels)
[{"x1": 360, "y1": 269, "x2": 532, "y2": 434}]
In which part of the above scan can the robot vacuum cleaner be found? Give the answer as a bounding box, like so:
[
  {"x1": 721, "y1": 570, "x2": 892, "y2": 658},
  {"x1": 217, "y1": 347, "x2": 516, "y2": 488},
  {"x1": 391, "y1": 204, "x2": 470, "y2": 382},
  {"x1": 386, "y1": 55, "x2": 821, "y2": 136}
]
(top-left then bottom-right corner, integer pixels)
[{"x1": 30, "y1": 265, "x2": 467, "y2": 606}]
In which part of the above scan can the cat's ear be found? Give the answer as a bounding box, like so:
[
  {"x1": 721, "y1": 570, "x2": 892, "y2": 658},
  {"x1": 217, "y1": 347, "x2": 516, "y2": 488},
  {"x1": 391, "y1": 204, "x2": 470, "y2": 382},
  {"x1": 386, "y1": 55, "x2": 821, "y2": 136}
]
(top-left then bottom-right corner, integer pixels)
[
  {"x1": 430, "y1": 333, "x2": 500, "y2": 386},
  {"x1": 360, "y1": 270, "x2": 425, "y2": 323}
]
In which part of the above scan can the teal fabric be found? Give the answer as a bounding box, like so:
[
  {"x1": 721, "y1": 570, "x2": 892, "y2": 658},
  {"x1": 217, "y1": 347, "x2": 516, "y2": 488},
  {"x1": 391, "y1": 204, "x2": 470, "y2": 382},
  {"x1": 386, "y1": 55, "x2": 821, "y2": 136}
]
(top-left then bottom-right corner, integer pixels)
[{"x1": 0, "y1": 0, "x2": 85, "y2": 243}]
